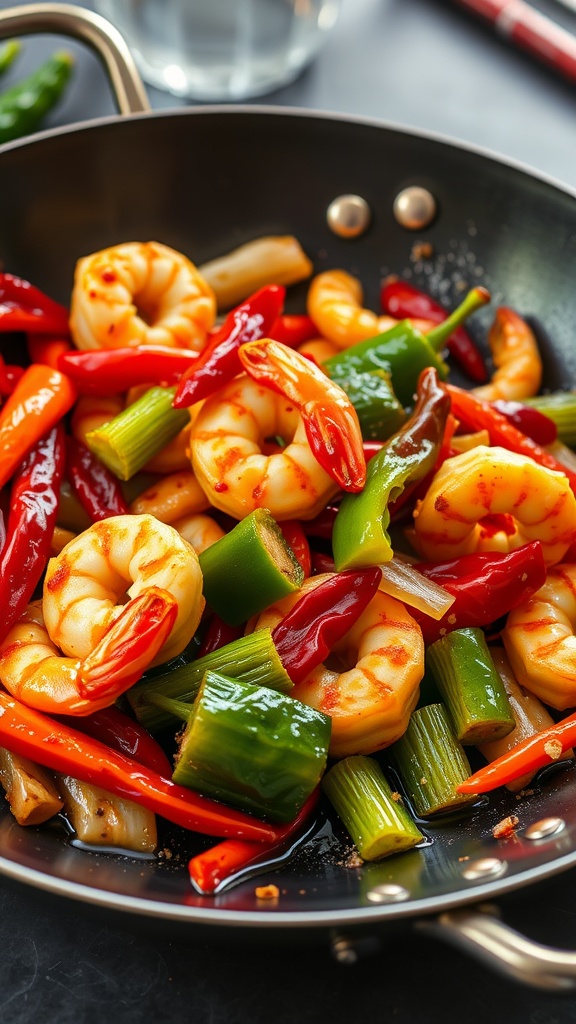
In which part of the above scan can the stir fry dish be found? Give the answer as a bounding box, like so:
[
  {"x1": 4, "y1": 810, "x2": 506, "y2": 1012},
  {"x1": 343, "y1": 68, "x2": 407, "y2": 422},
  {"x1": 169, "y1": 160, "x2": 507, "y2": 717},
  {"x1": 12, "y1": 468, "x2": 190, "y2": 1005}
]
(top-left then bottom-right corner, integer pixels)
[{"x1": 0, "y1": 234, "x2": 575, "y2": 896}]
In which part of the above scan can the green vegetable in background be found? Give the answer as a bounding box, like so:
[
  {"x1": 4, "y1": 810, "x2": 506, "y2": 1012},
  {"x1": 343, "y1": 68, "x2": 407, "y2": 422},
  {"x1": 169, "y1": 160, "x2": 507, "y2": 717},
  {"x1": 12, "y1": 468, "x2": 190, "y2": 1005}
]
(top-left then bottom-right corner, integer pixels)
[
  {"x1": 0, "y1": 50, "x2": 74, "y2": 145},
  {"x1": 0, "y1": 40, "x2": 21, "y2": 77}
]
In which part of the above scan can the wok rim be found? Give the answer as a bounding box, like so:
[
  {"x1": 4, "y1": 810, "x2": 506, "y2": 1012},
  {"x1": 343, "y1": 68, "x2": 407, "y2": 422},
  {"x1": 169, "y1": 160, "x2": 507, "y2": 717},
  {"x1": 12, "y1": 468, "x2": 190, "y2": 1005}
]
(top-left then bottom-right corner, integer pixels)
[
  {"x1": 2, "y1": 841, "x2": 576, "y2": 927},
  {"x1": 1, "y1": 101, "x2": 575, "y2": 204}
]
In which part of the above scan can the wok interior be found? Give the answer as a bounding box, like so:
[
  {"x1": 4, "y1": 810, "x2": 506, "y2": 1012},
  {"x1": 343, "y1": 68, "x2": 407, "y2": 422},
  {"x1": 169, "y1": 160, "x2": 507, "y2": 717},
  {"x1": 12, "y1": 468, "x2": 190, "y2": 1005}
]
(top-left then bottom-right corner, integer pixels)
[{"x1": 0, "y1": 108, "x2": 575, "y2": 920}]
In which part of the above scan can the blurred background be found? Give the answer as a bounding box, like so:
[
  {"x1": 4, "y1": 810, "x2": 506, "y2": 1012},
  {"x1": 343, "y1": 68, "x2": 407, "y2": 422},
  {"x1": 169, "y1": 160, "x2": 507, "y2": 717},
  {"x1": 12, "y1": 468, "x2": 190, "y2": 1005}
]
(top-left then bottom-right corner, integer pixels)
[{"x1": 0, "y1": 0, "x2": 574, "y2": 187}]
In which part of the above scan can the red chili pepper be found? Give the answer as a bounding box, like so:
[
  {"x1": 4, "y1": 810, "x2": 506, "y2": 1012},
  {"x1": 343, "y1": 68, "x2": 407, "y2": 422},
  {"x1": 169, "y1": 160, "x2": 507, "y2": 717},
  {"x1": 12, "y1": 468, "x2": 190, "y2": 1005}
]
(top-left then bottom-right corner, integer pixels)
[
  {"x1": 411, "y1": 541, "x2": 548, "y2": 645},
  {"x1": 268, "y1": 314, "x2": 318, "y2": 348},
  {"x1": 0, "y1": 690, "x2": 279, "y2": 841},
  {"x1": 66, "y1": 436, "x2": 131, "y2": 522},
  {"x1": 279, "y1": 520, "x2": 312, "y2": 577},
  {"x1": 188, "y1": 789, "x2": 319, "y2": 894},
  {"x1": 492, "y1": 399, "x2": 557, "y2": 446},
  {"x1": 59, "y1": 346, "x2": 200, "y2": 396},
  {"x1": 173, "y1": 285, "x2": 286, "y2": 408},
  {"x1": 0, "y1": 364, "x2": 76, "y2": 489},
  {"x1": 60, "y1": 705, "x2": 173, "y2": 777},
  {"x1": 310, "y1": 550, "x2": 336, "y2": 574},
  {"x1": 27, "y1": 334, "x2": 71, "y2": 369},
  {"x1": 0, "y1": 424, "x2": 66, "y2": 646},
  {"x1": 381, "y1": 278, "x2": 488, "y2": 383},
  {"x1": 362, "y1": 440, "x2": 385, "y2": 462},
  {"x1": 272, "y1": 566, "x2": 382, "y2": 685},
  {"x1": 457, "y1": 711, "x2": 576, "y2": 794},
  {"x1": 0, "y1": 272, "x2": 70, "y2": 334},
  {"x1": 446, "y1": 383, "x2": 576, "y2": 496},
  {"x1": 196, "y1": 614, "x2": 244, "y2": 658}
]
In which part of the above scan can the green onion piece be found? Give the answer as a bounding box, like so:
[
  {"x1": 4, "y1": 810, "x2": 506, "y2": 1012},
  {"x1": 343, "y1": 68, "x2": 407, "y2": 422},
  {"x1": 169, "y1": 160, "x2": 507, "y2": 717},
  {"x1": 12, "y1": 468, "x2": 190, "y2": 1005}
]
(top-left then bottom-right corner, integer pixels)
[
  {"x1": 328, "y1": 367, "x2": 406, "y2": 441},
  {"x1": 387, "y1": 703, "x2": 478, "y2": 816},
  {"x1": 524, "y1": 393, "x2": 576, "y2": 449},
  {"x1": 426, "y1": 627, "x2": 515, "y2": 744},
  {"x1": 199, "y1": 507, "x2": 304, "y2": 626},
  {"x1": 322, "y1": 755, "x2": 424, "y2": 861},
  {"x1": 127, "y1": 626, "x2": 292, "y2": 732},
  {"x1": 172, "y1": 671, "x2": 331, "y2": 823},
  {"x1": 85, "y1": 386, "x2": 189, "y2": 480}
]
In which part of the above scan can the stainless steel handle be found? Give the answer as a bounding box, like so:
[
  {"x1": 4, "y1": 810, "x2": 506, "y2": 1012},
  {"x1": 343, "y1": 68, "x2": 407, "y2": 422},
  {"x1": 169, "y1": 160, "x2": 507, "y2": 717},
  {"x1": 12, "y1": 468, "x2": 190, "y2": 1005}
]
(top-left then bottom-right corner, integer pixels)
[
  {"x1": 0, "y1": 2, "x2": 149, "y2": 115},
  {"x1": 417, "y1": 905, "x2": 576, "y2": 991}
]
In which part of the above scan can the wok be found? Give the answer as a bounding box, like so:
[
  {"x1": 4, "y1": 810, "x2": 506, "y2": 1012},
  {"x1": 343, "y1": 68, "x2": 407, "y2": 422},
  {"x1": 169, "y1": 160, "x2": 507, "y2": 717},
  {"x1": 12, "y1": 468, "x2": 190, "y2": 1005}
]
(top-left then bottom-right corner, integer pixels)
[{"x1": 0, "y1": 3, "x2": 576, "y2": 991}]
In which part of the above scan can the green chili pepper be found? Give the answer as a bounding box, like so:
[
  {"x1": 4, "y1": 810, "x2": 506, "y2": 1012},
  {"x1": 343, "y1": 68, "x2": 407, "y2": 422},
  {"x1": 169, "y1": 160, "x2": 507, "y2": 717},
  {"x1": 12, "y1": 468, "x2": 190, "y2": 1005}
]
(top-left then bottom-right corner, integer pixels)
[
  {"x1": 0, "y1": 51, "x2": 74, "y2": 145},
  {"x1": 332, "y1": 366, "x2": 450, "y2": 570},
  {"x1": 324, "y1": 287, "x2": 489, "y2": 408},
  {"x1": 0, "y1": 41, "x2": 21, "y2": 77}
]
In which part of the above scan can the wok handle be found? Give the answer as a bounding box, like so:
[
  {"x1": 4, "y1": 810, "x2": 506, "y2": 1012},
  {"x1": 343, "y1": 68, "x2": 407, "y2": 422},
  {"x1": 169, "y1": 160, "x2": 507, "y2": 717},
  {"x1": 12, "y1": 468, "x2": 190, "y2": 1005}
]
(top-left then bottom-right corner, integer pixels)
[
  {"x1": 0, "y1": 3, "x2": 149, "y2": 115},
  {"x1": 417, "y1": 905, "x2": 576, "y2": 991}
]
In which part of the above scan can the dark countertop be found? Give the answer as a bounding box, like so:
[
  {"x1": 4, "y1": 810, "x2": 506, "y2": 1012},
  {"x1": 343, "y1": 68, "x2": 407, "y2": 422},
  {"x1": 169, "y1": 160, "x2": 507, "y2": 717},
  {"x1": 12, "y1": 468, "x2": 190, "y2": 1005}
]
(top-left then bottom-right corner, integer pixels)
[{"x1": 1, "y1": 1, "x2": 576, "y2": 1021}]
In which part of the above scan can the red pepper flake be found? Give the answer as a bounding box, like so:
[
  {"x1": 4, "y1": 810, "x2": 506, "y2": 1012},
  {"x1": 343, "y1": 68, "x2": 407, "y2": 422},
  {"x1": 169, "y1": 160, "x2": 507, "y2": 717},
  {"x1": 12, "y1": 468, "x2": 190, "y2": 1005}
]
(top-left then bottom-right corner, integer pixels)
[
  {"x1": 255, "y1": 884, "x2": 280, "y2": 900},
  {"x1": 492, "y1": 815, "x2": 519, "y2": 840}
]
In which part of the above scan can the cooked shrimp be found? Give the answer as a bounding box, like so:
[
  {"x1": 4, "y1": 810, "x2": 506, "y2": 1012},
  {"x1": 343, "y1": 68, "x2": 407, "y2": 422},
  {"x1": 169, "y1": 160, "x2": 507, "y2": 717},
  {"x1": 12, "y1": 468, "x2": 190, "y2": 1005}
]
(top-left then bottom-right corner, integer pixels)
[
  {"x1": 173, "y1": 513, "x2": 225, "y2": 554},
  {"x1": 189, "y1": 373, "x2": 340, "y2": 521},
  {"x1": 130, "y1": 470, "x2": 210, "y2": 524},
  {"x1": 43, "y1": 514, "x2": 204, "y2": 665},
  {"x1": 502, "y1": 563, "x2": 576, "y2": 710},
  {"x1": 71, "y1": 394, "x2": 124, "y2": 445},
  {"x1": 473, "y1": 307, "x2": 542, "y2": 402},
  {"x1": 0, "y1": 590, "x2": 178, "y2": 716},
  {"x1": 254, "y1": 575, "x2": 424, "y2": 757},
  {"x1": 413, "y1": 445, "x2": 576, "y2": 566},
  {"x1": 238, "y1": 339, "x2": 366, "y2": 493},
  {"x1": 69, "y1": 241, "x2": 217, "y2": 352},
  {"x1": 306, "y1": 269, "x2": 432, "y2": 350}
]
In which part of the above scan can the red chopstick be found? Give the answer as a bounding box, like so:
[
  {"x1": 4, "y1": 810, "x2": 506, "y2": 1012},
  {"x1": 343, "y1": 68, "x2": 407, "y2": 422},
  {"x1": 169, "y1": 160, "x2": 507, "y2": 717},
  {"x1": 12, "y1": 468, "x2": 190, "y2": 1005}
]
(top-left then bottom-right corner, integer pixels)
[{"x1": 452, "y1": 0, "x2": 576, "y2": 84}]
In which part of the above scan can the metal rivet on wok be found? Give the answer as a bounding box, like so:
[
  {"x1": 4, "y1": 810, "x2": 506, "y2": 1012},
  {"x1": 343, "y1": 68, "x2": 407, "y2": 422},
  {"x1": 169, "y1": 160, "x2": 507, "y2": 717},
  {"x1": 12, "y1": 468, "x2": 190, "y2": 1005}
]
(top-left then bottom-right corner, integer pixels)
[
  {"x1": 393, "y1": 186, "x2": 437, "y2": 230},
  {"x1": 326, "y1": 194, "x2": 371, "y2": 238},
  {"x1": 461, "y1": 857, "x2": 507, "y2": 881},
  {"x1": 524, "y1": 816, "x2": 566, "y2": 840},
  {"x1": 366, "y1": 882, "x2": 410, "y2": 904}
]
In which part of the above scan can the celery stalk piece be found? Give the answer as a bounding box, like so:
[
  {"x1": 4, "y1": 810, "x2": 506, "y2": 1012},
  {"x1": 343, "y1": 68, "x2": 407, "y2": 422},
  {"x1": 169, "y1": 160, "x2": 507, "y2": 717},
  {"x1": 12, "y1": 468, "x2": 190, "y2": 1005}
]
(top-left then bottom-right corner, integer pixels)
[
  {"x1": 478, "y1": 647, "x2": 563, "y2": 792},
  {"x1": 85, "y1": 386, "x2": 189, "y2": 480},
  {"x1": 199, "y1": 507, "x2": 304, "y2": 626},
  {"x1": 322, "y1": 755, "x2": 424, "y2": 861},
  {"x1": 387, "y1": 703, "x2": 478, "y2": 817},
  {"x1": 426, "y1": 627, "x2": 515, "y2": 744},
  {"x1": 172, "y1": 671, "x2": 331, "y2": 823},
  {"x1": 524, "y1": 392, "x2": 576, "y2": 448},
  {"x1": 127, "y1": 626, "x2": 294, "y2": 733}
]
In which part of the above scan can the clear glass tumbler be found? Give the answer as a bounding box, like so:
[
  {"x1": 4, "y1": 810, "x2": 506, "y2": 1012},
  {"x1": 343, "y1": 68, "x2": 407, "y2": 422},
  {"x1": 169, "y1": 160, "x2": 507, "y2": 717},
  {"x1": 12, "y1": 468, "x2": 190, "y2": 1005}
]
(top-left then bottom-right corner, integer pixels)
[{"x1": 94, "y1": 0, "x2": 341, "y2": 101}]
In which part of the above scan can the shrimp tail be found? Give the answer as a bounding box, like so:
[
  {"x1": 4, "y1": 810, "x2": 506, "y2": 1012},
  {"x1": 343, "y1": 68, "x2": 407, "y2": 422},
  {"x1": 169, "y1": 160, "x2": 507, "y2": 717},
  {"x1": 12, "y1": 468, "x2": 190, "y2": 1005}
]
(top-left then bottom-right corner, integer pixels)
[
  {"x1": 303, "y1": 400, "x2": 366, "y2": 493},
  {"x1": 78, "y1": 587, "x2": 178, "y2": 700}
]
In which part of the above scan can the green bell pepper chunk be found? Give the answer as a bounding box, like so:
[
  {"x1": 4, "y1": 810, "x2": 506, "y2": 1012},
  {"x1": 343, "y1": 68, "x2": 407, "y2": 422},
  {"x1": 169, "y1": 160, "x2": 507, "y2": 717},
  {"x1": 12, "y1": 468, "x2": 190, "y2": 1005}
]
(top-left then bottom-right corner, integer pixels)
[
  {"x1": 332, "y1": 367, "x2": 406, "y2": 440},
  {"x1": 324, "y1": 286, "x2": 489, "y2": 408},
  {"x1": 332, "y1": 367, "x2": 450, "y2": 569}
]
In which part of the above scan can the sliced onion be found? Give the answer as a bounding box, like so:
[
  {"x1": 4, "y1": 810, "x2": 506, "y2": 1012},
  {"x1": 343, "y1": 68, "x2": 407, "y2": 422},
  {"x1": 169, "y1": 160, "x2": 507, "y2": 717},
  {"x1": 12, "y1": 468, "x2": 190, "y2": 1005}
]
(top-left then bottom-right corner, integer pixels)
[
  {"x1": 545, "y1": 439, "x2": 576, "y2": 473},
  {"x1": 450, "y1": 429, "x2": 490, "y2": 453},
  {"x1": 379, "y1": 556, "x2": 455, "y2": 620}
]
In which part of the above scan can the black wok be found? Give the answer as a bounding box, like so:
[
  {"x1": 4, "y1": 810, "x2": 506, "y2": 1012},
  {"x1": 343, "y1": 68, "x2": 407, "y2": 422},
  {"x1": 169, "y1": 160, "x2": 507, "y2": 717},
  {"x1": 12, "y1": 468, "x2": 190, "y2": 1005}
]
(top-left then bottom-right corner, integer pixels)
[{"x1": 0, "y1": 3, "x2": 576, "y2": 990}]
